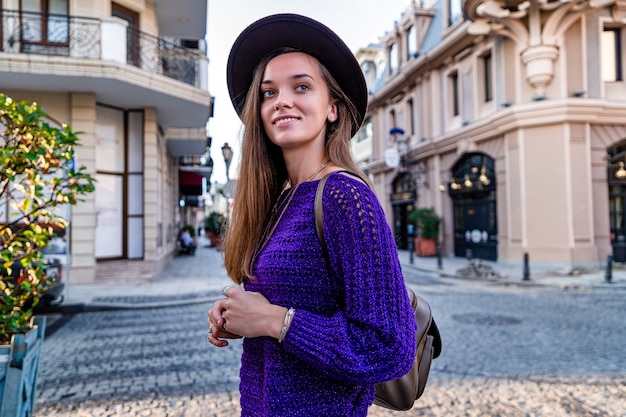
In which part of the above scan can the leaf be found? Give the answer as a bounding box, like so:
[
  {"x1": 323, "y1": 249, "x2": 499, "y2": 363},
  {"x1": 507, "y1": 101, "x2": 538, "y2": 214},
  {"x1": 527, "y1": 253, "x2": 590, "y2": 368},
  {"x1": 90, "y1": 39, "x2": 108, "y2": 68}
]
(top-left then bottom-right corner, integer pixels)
[{"x1": 0, "y1": 93, "x2": 96, "y2": 343}]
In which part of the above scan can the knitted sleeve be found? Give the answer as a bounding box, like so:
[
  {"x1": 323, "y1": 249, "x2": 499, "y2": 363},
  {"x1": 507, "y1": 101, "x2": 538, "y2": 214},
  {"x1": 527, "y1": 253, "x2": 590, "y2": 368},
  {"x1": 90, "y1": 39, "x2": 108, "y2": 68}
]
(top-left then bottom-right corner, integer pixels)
[{"x1": 283, "y1": 173, "x2": 417, "y2": 384}]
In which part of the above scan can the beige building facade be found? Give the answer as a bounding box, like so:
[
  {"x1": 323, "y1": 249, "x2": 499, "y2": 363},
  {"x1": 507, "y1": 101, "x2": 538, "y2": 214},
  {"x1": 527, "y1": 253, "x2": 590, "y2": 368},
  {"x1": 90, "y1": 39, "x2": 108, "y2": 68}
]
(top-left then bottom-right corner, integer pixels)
[
  {"x1": 0, "y1": 0, "x2": 213, "y2": 283},
  {"x1": 357, "y1": 0, "x2": 626, "y2": 266}
]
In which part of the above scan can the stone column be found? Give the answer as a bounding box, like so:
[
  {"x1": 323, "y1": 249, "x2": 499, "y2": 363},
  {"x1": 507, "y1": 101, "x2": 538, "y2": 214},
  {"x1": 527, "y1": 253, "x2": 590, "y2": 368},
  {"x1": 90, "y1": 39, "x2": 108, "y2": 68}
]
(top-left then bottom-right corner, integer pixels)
[{"x1": 69, "y1": 93, "x2": 97, "y2": 284}]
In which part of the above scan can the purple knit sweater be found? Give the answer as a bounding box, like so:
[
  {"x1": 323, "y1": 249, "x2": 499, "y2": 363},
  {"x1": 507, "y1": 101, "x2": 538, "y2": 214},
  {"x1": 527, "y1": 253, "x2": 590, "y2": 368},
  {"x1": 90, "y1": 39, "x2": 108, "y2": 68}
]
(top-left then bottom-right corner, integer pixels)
[{"x1": 241, "y1": 173, "x2": 417, "y2": 416}]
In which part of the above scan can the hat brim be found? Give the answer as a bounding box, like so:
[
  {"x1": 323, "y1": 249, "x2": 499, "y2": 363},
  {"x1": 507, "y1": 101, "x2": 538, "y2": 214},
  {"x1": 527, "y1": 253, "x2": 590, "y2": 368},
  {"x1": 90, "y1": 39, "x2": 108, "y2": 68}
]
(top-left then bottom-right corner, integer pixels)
[{"x1": 227, "y1": 14, "x2": 367, "y2": 136}]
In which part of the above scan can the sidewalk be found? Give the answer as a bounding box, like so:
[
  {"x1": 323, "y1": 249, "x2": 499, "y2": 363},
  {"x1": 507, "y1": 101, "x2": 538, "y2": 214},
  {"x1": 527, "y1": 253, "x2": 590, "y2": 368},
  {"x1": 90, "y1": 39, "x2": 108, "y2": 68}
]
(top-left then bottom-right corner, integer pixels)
[
  {"x1": 51, "y1": 238, "x2": 626, "y2": 313},
  {"x1": 55, "y1": 235, "x2": 232, "y2": 312},
  {"x1": 398, "y1": 249, "x2": 626, "y2": 289}
]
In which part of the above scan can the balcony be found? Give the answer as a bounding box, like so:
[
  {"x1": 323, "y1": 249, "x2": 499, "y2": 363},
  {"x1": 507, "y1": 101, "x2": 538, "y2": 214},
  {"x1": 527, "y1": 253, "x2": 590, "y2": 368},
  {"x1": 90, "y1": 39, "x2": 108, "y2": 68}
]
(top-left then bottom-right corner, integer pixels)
[{"x1": 0, "y1": 9, "x2": 212, "y2": 128}]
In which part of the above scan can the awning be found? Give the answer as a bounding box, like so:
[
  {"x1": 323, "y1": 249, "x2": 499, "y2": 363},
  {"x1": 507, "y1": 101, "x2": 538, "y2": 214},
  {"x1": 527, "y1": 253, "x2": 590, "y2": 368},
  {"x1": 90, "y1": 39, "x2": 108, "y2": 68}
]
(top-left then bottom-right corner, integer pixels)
[{"x1": 179, "y1": 171, "x2": 203, "y2": 196}]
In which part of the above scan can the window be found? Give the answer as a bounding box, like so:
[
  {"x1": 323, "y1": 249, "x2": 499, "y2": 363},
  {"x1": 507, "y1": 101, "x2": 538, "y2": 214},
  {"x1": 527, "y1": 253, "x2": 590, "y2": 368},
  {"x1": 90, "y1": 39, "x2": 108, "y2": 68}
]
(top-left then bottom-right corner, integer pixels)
[
  {"x1": 361, "y1": 60, "x2": 377, "y2": 93},
  {"x1": 602, "y1": 28, "x2": 623, "y2": 82},
  {"x1": 407, "y1": 25, "x2": 418, "y2": 59},
  {"x1": 356, "y1": 118, "x2": 373, "y2": 143},
  {"x1": 449, "y1": 71, "x2": 460, "y2": 116},
  {"x1": 408, "y1": 99, "x2": 415, "y2": 135},
  {"x1": 449, "y1": 0, "x2": 463, "y2": 26},
  {"x1": 482, "y1": 52, "x2": 493, "y2": 102},
  {"x1": 389, "y1": 42, "x2": 398, "y2": 75},
  {"x1": 21, "y1": 0, "x2": 69, "y2": 46},
  {"x1": 95, "y1": 106, "x2": 144, "y2": 260},
  {"x1": 112, "y1": 3, "x2": 140, "y2": 67}
]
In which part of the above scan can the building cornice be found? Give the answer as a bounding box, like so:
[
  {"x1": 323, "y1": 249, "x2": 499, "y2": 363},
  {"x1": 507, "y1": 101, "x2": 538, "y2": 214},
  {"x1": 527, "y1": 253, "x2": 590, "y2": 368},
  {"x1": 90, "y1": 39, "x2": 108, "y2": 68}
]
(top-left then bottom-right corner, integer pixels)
[{"x1": 429, "y1": 99, "x2": 626, "y2": 152}]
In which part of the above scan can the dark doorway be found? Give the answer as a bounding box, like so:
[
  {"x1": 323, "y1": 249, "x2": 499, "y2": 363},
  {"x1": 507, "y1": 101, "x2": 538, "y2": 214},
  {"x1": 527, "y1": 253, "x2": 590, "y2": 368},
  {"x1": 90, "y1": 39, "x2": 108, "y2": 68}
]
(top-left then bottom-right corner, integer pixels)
[
  {"x1": 391, "y1": 172, "x2": 416, "y2": 249},
  {"x1": 607, "y1": 142, "x2": 626, "y2": 262},
  {"x1": 448, "y1": 153, "x2": 497, "y2": 261}
]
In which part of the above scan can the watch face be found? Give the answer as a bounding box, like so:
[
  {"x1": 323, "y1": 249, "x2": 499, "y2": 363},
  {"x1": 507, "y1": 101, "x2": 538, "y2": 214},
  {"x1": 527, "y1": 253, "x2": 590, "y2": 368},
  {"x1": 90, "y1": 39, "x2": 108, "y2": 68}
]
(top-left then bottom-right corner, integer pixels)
[{"x1": 384, "y1": 148, "x2": 399, "y2": 168}]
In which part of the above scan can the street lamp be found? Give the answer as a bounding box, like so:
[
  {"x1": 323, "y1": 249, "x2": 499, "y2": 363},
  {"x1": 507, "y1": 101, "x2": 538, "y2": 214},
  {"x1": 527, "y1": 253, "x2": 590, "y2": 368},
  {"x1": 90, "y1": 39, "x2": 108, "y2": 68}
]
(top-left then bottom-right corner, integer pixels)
[
  {"x1": 221, "y1": 142, "x2": 233, "y2": 182},
  {"x1": 383, "y1": 128, "x2": 405, "y2": 169}
]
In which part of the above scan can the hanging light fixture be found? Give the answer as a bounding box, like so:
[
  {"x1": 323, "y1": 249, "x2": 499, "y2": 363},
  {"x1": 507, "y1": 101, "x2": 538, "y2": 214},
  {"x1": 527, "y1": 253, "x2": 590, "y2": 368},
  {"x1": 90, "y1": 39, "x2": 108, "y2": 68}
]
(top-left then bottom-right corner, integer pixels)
[
  {"x1": 616, "y1": 161, "x2": 626, "y2": 179},
  {"x1": 479, "y1": 164, "x2": 490, "y2": 186},
  {"x1": 464, "y1": 174, "x2": 473, "y2": 188},
  {"x1": 451, "y1": 179, "x2": 461, "y2": 190}
]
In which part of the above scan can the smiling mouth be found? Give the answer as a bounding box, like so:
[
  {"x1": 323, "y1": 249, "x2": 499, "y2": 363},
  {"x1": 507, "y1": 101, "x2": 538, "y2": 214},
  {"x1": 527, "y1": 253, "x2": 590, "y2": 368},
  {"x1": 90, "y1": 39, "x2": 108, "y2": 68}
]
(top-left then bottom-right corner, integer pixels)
[{"x1": 274, "y1": 117, "x2": 299, "y2": 126}]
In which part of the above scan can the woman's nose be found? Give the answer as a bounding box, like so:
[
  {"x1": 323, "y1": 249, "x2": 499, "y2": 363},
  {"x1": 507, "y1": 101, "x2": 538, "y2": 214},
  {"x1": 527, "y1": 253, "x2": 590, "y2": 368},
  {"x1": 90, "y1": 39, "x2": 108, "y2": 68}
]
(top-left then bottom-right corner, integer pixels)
[{"x1": 273, "y1": 91, "x2": 293, "y2": 110}]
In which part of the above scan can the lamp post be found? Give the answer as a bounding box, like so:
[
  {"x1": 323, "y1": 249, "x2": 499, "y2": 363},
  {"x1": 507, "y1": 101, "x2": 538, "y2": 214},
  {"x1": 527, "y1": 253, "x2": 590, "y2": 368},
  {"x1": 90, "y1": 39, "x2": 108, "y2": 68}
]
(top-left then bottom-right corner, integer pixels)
[
  {"x1": 221, "y1": 142, "x2": 233, "y2": 182},
  {"x1": 384, "y1": 128, "x2": 405, "y2": 170}
]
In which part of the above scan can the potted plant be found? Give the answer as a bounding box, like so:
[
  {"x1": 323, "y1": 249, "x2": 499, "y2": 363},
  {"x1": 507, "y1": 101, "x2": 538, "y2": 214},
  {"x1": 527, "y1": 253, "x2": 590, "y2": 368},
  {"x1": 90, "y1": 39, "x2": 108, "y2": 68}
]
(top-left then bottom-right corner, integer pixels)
[
  {"x1": 0, "y1": 94, "x2": 96, "y2": 415},
  {"x1": 409, "y1": 207, "x2": 440, "y2": 257},
  {"x1": 204, "y1": 211, "x2": 225, "y2": 247}
]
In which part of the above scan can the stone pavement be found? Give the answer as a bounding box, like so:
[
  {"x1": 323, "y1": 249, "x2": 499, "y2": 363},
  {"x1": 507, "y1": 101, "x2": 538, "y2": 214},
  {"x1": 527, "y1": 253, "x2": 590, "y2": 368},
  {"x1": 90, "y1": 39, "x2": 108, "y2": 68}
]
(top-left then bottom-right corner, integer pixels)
[
  {"x1": 35, "y1": 235, "x2": 626, "y2": 417},
  {"x1": 55, "y1": 235, "x2": 626, "y2": 311}
]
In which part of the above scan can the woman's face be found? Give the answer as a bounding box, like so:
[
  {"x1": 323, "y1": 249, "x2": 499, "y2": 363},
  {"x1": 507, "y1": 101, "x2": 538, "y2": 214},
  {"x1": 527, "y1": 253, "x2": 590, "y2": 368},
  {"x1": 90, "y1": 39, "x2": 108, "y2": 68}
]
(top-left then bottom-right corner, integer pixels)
[{"x1": 260, "y1": 52, "x2": 337, "y2": 151}]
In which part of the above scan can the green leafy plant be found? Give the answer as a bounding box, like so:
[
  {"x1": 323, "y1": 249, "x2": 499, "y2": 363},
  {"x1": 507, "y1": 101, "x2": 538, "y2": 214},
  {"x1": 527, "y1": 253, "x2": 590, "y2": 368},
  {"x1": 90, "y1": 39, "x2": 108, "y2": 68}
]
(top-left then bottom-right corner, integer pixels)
[
  {"x1": 204, "y1": 211, "x2": 225, "y2": 237},
  {"x1": 409, "y1": 207, "x2": 440, "y2": 240},
  {"x1": 0, "y1": 94, "x2": 96, "y2": 344}
]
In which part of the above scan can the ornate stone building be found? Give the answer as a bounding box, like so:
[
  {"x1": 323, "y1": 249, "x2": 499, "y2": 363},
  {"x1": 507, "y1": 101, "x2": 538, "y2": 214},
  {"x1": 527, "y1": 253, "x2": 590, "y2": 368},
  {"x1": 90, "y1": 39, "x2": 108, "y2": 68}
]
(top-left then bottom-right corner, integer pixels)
[
  {"x1": 358, "y1": 0, "x2": 626, "y2": 266},
  {"x1": 0, "y1": 0, "x2": 213, "y2": 283}
]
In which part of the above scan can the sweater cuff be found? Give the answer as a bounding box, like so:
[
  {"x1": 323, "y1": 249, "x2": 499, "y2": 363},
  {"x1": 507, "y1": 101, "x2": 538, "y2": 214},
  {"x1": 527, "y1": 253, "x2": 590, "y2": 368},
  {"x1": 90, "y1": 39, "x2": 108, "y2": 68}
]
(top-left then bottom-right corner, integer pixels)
[{"x1": 282, "y1": 309, "x2": 344, "y2": 369}]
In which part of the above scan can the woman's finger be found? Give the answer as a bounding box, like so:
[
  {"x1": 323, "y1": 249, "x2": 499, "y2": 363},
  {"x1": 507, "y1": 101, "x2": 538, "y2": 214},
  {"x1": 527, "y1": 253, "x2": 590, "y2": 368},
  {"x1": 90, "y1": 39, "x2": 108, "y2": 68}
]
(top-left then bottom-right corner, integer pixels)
[
  {"x1": 207, "y1": 330, "x2": 229, "y2": 347},
  {"x1": 209, "y1": 299, "x2": 228, "y2": 328}
]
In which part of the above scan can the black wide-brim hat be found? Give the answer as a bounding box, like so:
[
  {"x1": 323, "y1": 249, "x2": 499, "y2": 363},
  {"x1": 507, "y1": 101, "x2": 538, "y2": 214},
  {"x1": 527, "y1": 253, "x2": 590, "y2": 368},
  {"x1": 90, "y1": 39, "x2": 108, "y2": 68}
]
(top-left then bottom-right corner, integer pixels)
[{"x1": 227, "y1": 13, "x2": 368, "y2": 136}]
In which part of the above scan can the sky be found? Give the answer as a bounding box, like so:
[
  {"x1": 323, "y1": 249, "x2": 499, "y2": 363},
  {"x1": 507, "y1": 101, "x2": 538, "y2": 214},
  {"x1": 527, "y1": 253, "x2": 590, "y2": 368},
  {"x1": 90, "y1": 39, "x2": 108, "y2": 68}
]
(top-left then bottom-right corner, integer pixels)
[{"x1": 206, "y1": 0, "x2": 413, "y2": 184}]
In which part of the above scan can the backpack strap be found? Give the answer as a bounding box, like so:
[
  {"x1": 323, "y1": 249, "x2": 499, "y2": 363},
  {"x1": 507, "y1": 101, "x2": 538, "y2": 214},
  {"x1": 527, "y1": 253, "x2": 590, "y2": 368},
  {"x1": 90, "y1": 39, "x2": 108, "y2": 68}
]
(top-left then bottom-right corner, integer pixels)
[{"x1": 314, "y1": 170, "x2": 365, "y2": 260}]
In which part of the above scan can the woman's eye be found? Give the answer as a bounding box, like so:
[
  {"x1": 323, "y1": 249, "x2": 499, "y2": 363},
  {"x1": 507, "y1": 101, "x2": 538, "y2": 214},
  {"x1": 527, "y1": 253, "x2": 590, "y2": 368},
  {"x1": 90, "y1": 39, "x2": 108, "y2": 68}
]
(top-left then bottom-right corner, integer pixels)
[
  {"x1": 262, "y1": 90, "x2": 275, "y2": 98},
  {"x1": 296, "y1": 85, "x2": 309, "y2": 92}
]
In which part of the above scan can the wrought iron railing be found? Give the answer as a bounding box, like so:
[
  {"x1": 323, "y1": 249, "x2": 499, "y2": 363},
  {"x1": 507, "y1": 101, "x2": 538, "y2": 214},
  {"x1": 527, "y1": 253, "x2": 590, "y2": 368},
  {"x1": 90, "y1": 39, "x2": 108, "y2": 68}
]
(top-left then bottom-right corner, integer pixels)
[
  {"x1": 0, "y1": 9, "x2": 204, "y2": 88},
  {"x1": 179, "y1": 154, "x2": 214, "y2": 169}
]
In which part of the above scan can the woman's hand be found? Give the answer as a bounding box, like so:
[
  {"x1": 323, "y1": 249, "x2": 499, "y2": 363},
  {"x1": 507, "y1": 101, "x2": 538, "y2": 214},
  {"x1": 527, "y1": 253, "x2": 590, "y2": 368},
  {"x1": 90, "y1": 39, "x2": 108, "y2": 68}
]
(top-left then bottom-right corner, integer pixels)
[{"x1": 207, "y1": 285, "x2": 287, "y2": 347}]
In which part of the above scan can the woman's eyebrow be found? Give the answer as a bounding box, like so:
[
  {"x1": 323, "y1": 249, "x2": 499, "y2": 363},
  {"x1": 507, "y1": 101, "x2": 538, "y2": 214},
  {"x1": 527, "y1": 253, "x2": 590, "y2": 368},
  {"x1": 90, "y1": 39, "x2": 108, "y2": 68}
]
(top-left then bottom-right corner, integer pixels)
[{"x1": 261, "y1": 73, "x2": 314, "y2": 85}]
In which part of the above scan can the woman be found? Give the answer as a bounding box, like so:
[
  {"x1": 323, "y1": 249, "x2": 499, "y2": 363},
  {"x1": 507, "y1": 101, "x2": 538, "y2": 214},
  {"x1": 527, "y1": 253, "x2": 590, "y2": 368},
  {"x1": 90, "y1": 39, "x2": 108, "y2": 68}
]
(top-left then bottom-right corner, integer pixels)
[{"x1": 207, "y1": 14, "x2": 417, "y2": 416}]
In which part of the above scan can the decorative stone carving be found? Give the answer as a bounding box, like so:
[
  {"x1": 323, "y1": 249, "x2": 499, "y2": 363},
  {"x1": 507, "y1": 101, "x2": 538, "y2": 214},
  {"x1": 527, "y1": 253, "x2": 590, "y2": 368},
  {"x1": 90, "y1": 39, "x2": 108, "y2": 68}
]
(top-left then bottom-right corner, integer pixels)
[
  {"x1": 463, "y1": 0, "x2": 616, "y2": 97},
  {"x1": 520, "y1": 44, "x2": 559, "y2": 98}
]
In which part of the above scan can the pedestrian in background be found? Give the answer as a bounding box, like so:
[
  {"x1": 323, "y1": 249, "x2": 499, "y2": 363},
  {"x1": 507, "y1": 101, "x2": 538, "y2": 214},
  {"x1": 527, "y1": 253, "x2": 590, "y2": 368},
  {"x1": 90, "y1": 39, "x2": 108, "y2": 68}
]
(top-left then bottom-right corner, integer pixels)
[
  {"x1": 179, "y1": 227, "x2": 196, "y2": 254},
  {"x1": 207, "y1": 14, "x2": 416, "y2": 416}
]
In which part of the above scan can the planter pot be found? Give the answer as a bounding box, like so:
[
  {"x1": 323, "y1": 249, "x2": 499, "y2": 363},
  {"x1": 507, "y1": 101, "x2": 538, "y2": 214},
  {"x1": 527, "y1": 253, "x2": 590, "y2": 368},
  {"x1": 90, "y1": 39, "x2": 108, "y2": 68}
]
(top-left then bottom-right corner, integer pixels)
[
  {"x1": 415, "y1": 238, "x2": 437, "y2": 257},
  {"x1": 206, "y1": 232, "x2": 222, "y2": 248},
  {"x1": 0, "y1": 316, "x2": 46, "y2": 417}
]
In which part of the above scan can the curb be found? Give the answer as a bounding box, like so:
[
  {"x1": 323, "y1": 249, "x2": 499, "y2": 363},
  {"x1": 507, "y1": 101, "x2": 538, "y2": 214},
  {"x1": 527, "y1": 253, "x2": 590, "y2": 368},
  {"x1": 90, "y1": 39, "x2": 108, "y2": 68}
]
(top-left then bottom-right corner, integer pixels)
[
  {"x1": 40, "y1": 292, "x2": 223, "y2": 314},
  {"x1": 400, "y1": 261, "x2": 626, "y2": 290}
]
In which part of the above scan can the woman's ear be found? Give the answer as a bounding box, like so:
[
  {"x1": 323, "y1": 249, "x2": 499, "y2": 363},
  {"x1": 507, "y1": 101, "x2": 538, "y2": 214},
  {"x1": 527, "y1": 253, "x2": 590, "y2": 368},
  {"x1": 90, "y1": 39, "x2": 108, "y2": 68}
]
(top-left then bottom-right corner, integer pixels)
[{"x1": 327, "y1": 102, "x2": 338, "y2": 123}]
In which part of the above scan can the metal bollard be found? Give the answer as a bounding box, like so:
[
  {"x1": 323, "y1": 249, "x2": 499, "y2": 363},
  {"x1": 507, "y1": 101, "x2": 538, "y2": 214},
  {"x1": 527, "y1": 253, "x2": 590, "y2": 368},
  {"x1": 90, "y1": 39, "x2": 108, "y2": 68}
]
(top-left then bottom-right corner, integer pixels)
[
  {"x1": 523, "y1": 252, "x2": 530, "y2": 281},
  {"x1": 437, "y1": 244, "x2": 443, "y2": 270},
  {"x1": 606, "y1": 255, "x2": 613, "y2": 283},
  {"x1": 408, "y1": 224, "x2": 414, "y2": 265}
]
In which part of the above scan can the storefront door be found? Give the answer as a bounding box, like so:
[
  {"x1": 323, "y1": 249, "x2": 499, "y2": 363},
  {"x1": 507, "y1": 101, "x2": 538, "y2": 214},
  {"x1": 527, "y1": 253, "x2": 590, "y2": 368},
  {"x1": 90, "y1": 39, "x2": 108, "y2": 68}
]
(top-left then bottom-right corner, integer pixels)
[{"x1": 448, "y1": 152, "x2": 498, "y2": 261}]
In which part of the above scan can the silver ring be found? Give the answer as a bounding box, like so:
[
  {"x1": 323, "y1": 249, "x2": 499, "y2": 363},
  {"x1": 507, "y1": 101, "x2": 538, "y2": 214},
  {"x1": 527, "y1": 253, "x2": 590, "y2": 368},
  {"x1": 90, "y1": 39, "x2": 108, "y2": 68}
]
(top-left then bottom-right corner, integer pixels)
[
  {"x1": 209, "y1": 323, "x2": 215, "y2": 335},
  {"x1": 222, "y1": 286, "x2": 232, "y2": 297}
]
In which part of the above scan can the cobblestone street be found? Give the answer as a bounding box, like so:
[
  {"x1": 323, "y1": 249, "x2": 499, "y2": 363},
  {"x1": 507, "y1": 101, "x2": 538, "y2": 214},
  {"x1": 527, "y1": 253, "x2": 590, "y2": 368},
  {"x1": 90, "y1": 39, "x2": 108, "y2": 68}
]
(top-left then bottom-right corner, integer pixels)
[{"x1": 33, "y1": 268, "x2": 626, "y2": 417}]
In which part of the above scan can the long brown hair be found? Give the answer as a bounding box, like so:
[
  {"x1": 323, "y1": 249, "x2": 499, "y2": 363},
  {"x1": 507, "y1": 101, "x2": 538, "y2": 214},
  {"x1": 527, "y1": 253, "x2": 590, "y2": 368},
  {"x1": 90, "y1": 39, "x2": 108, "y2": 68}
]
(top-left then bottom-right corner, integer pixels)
[{"x1": 222, "y1": 48, "x2": 370, "y2": 284}]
